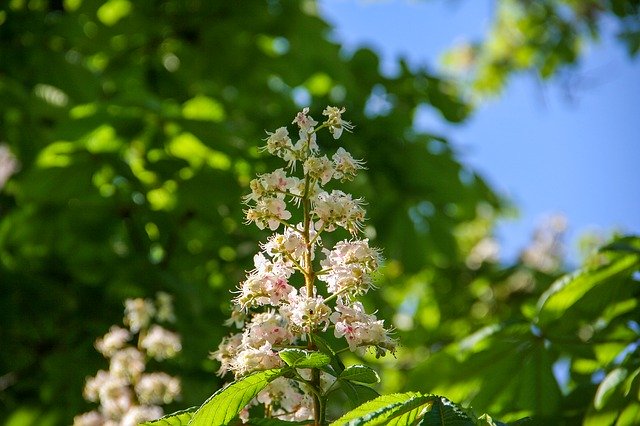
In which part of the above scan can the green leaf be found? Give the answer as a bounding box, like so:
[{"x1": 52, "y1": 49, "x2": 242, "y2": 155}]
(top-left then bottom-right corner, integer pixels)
[
  {"x1": 600, "y1": 236, "x2": 640, "y2": 255},
  {"x1": 341, "y1": 382, "x2": 380, "y2": 408},
  {"x1": 330, "y1": 392, "x2": 436, "y2": 426},
  {"x1": 418, "y1": 397, "x2": 474, "y2": 425},
  {"x1": 594, "y1": 368, "x2": 628, "y2": 410},
  {"x1": 246, "y1": 419, "x2": 314, "y2": 426},
  {"x1": 536, "y1": 253, "x2": 639, "y2": 325},
  {"x1": 188, "y1": 369, "x2": 284, "y2": 426},
  {"x1": 141, "y1": 407, "x2": 197, "y2": 425},
  {"x1": 339, "y1": 365, "x2": 380, "y2": 384},
  {"x1": 312, "y1": 333, "x2": 346, "y2": 374},
  {"x1": 407, "y1": 324, "x2": 562, "y2": 417},
  {"x1": 617, "y1": 401, "x2": 640, "y2": 425},
  {"x1": 278, "y1": 348, "x2": 331, "y2": 369}
]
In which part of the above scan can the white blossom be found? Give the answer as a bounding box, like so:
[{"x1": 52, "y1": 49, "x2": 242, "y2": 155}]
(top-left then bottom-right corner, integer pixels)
[
  {"x1": 120, "y1": 405, "x2": 164, "y2": 426},
  {"x1": 280, "y1": 292, "x2": 331, "y2": 335},
  {"x1": 292, "y1": 107, "x2": 318, "y2": 144},
  {"x1": 95, "y1": 326, "x2": 131, "y2": 358},
  {"x1": 245, "y1": 168, "x2": 299, "y2": 202},
  {"x1": 303, "y1": 155, "x2": 334, "y2": 185},
  {"x1": 135, "y1": 372, "x2": 181, "y2": 405},
  {"x1": 109, "y1": 347, "x2": 145, "y2": 380},
  {"x1": 332, "y1": 147, "x2": 365, "y2": 181},
  {"x1": 124, "y1": 298, "x2": 155, "y2": 333},
  {"x1": 0, "y1": 144, "x2": 19, "y2": 190},
  {"x1": 235, "y1": 265, "x2": 296, "y2": 309},
  {"x1": 263, "y1": 127, "x2": 293, "y2": 159},
  {"x1": 312, "y1": 190, "x2": 366, "y2": 235},
  {"x1": 245, "y1": 197, "x2": 291, "y2": 231},
  {"x1": 211, "y1": 333, "x2": 243, "y2": 377},
  {"x1": 242, "y1": 311, "x2": 292, "y2": 349},
  {"x1": 73, "y1": 411, "x2": 105, "y2": 426},
  {"x1": 262, "y1": 224, "x2": 317, "y2": 265},
  {"x1": 140, "y1": 325, "x2": 182, "y2": 361},
  {"x1": 77, "y1": 294, "x2": 181, "y2": 425},
  {"x1": 319, "y1": 239, "x2": 381, "y2": 295},
  {"x1": 232, "y1": 342, "x2": 283, "y2": 377},
  {"x1": 322, "y1": 106, "x2": 354, "y2": 139},
  {"x1": 98, "y1": 379, "x2": 134, "y2": 419},
  {"x1": 330, "y1": 300, "x2": 396, "y2": 357}
]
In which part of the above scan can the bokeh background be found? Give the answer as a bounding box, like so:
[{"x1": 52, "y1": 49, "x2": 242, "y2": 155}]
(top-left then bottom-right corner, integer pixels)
[{"x1": 1, "y1": 1, "x2": 638, "y2": 425}]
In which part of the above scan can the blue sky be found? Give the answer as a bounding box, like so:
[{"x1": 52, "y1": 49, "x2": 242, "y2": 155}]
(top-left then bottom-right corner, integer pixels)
[{"x1": 319, "y1": 0, "x2": 640, "y2": 263}]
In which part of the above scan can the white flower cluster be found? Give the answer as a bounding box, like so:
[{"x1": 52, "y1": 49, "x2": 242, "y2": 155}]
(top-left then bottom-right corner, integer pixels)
[
  {"x1": 74, "y1": 293, "x2": 181, "y2": 426},
  {"x1": 0, "y1": 143, "x2": 20, "y2": 191},
  {"x1": 213, "y1": 107, "x2": 395, "y2": 423}
]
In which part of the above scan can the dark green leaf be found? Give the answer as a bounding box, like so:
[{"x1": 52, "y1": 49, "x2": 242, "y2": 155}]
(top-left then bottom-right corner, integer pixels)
[
  {"x1": 312, "y1": 333, "x2": 346, "y2": 374},
  {"x1": 408, "y1": 324, "x2": 562, "y2": 417},
  {"x1": 536, "y1": 254, "x2": 639, "y2": 325},
  {"x1": 418, "y1": 397, "x2": 474, "y2": 425},
  {"x1": 341, "y1": 382, "x2": 381, "y2": 409}
]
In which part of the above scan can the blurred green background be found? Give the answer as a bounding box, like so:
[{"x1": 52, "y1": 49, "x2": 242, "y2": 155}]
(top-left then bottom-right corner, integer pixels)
[{"x1": 1, "y1": 1, "x2": 639, "y2": 425}]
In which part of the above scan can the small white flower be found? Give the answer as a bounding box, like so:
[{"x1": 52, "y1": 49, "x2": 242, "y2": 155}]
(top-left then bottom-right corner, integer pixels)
[
  {"x1": 292, "y1": 107, "x2": 319, "y2": 152},
  {"x1": 110, "y1": 347, "x2": 145, "y2": 380},
  {"x1": 210, "y1": 333, "x2": 243, "y2": 377},
  {"x1": 322, "y1": 106, "x2": 354, "y2": 139},
  {"x1": 95, "y1": 326, "x2": 131, "y2": 358},
  {"x1": 232, "y1": 342, "x2": 283, "y2": 377},
  {"x1": 73, "y1": 410, "x2": 105, "y2": 426},
  {"x1": 124, "y1": 298, "x2": 155, "y2": 333},
  {"x1": 0, "y1": 144, "x2": 20, "y2": 190},
  {"x1": 242, "y1": 311, "x2": 292, "y2": 349},
  {"x1": 264, "y1": 127, "x2": 293, "y2": 157},
  {"x1": 331, "y1": 300, "x2": 396, "y2": 357},
  {"x1": 135, "y1": 372, "x2": 181, "y2": 405},
  {"x1": 280, "y1": 292, "x2": 331, "y2": 335},
  {"x1": 292, "y1": 107, "x2": 318, "y2": 135},
  {"x1": 303, "y1": 155, "x2": 334, "y2": 185},
  {"x1": 332, "y1": 147, "x2": 365, "y2": 181},
  {"x1": 83, "y1": 370, "x2": 119, "y2": 403},
  {"x1": 234, "y1": 254, "x2": 296, "y2": 309},
  {"x1": 98, "y1": 378, "x2": 134, "y2": 419},
  {"x1": 312, "y1": 190, "x2": 366, "y2": 235},
  {"x1": 120, "y1": 405, "x2": 164, "y2": 426},
  {"x1": 140, "y1": 325, "x2": 182, "y2": 361},
  {"x1": 245, "y1": 197, "x2": 292, "y2": 231},
  {"x1": 319, "y1": 239, "x2": 381, "y2": 295}
]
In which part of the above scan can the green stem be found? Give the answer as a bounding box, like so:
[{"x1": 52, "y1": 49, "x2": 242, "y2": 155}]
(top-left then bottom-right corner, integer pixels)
[{"x1": 298, "y1": 130, "x2": 326, "y2": 425}]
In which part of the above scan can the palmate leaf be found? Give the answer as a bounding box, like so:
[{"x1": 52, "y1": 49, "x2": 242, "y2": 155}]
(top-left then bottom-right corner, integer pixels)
[
  {"x1": 278, "y1": 348, "x2": 331, "y2": 369},
  {"x1": 330, "y1": 392, "x2": 437, "y2": 426},
  {"x1": 418, "y1": 397, "x2": 474, "y2": 426},
  {"x1": 535, "y1": 252, "x2": 639, "y2": 326},
  {"x1": 188, "y1": 369, "x2": 285, "y2": 426},
  {"x1": 140, "y1": 407, "x2": 197, "y2": 425},
  {"x1": 407, "y1": 323, "x2": 562, "y2": 418}
]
